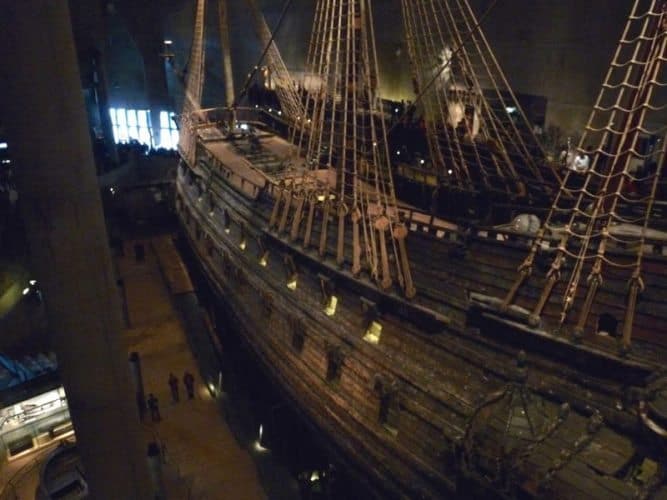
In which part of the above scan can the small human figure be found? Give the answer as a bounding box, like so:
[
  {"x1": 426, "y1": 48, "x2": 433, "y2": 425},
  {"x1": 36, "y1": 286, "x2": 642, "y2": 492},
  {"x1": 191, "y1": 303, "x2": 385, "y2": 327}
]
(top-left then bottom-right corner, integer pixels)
[
  {"x1": 183, "y1": 371, "x2": 195, "y2": 400},
  {"x1": 572, "y1": 151, "x2": 590, "y2": 173},
  {"x1": 147, "y1": 393, "x2": 161, "y2": 422},
  {"x1": 168, "y1": 373, "x2": 179, "y2": 403}
]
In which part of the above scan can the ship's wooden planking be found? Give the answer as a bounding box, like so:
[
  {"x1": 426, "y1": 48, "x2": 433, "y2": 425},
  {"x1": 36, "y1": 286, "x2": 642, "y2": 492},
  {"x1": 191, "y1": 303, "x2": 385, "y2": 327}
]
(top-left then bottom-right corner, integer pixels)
[{"x1": 173, "y1": 131, "x2": 666, "y2": 498}]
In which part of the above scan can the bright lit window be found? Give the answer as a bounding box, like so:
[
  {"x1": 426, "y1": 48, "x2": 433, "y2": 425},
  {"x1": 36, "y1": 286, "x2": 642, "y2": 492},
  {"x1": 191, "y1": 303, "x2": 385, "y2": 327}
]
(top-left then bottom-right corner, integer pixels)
[
  {"x1": 137, "y1": 110, "x2": 151, "y2": 145},
  {"x1": 127, "y1": 109, "x2": 139, "y2": 141},
  {"x1": 157, "y1": 111, "x2": 179, "y2": 149},
  {"x1": 160, "y1": 111, "x2": 170, "y2": 129},
  {"x1": 160, "y1": 128, "x2": 172, "y2": 148},
  {"x1": 108, "y1": 107, "x2": 178, "y2": 149}
]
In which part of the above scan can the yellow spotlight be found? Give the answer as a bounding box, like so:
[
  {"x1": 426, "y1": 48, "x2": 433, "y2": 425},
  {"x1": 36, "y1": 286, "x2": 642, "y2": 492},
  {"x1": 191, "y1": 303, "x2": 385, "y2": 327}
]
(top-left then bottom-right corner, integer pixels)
[
  {"x1": 324, "y1": 295, "x2": 338, "y2": 316},
  {"x1": 259, "y1": 250, "x2": 269, "y2": 267},
  {"x1": 239, "y1": 239, "x2": 247, "y2": 251},
  {"x1": 364, "y1": 321, "x2": 382, "y2": 344},
  {"x1": 286, "y1": 277, "x2": 297, "y2": 290}
]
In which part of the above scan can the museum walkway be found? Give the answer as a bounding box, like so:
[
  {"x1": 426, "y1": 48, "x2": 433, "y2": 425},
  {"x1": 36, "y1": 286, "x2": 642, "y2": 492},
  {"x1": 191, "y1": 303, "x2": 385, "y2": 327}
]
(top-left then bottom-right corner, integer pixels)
[
  {"x1": 0, "y1": 232, "x2": 299, "y2": 499},
  {"x1": 117, "y1": 236, "x2": 267, "y2": 499}
]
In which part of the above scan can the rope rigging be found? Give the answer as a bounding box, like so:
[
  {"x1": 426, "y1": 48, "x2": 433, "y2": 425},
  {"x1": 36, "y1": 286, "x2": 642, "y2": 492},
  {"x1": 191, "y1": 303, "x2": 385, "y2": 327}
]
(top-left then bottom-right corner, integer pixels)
[
  {"x1": 399, "y1": 0, "x2": 561, "y2": 200},
  {"x1": 244, "y1": 0, "x2": 305, "y2": 134},
  {"x1": 501, "y1": 0, "x2": 667, "y2": 352},
  {"x1": 280, "y1": 0, "x2": 414, "y2": 297}
]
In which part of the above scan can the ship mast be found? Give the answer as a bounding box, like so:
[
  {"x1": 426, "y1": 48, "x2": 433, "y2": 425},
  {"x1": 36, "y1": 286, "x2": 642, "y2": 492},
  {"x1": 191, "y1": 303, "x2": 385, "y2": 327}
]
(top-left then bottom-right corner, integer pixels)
[
  {"x1": 500, "y1": 0, "x2": 667, "y2": 353},
  {"x1": 400, "y1": 0, "x2": 561, "y2": 200},
  {"x1": 270, "y1": 0, "x2": 415, "y2": 298},
  {"x1": 219, "y1": 0, "x2": 235, "y2": 108},
  {"x1": 177, "y1": 0, "x2": 207, "y2": 166}
]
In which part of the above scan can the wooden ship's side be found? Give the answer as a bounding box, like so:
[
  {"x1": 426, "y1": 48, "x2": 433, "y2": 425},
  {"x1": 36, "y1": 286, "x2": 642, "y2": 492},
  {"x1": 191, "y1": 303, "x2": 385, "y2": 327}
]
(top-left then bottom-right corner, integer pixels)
[{"x1": 175, "y1": 0, "x2": 667, "y2": 498}]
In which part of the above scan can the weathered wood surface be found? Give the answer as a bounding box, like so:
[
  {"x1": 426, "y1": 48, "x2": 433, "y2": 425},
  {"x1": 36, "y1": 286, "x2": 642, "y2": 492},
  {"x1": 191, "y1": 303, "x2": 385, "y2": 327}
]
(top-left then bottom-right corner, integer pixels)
[{"x1": 171, "y1": 134, "x2": 667, "y2": 498}]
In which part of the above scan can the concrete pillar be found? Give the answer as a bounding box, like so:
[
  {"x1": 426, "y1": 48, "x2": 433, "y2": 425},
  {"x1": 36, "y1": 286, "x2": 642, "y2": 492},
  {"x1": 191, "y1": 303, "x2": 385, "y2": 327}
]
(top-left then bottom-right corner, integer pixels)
[{"x1": 0, "y1": 2, "x2": 152, "y2": 499}]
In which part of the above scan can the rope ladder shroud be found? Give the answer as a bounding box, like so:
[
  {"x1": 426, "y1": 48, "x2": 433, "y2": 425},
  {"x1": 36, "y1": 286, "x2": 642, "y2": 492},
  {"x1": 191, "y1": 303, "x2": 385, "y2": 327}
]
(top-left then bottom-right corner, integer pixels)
[{"x1": 502, "y1": 0, "x2": 667, "y2": 351}]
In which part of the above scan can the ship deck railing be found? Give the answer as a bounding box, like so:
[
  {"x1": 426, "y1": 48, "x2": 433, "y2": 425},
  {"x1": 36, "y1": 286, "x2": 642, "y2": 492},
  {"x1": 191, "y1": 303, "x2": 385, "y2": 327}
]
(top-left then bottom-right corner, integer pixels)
[
  {"x1": 187, "y1": 109, "x2": 667, "y2": 261},
  {"x1": 400, "y1": 207, "x2": 667, "y2": 259}
]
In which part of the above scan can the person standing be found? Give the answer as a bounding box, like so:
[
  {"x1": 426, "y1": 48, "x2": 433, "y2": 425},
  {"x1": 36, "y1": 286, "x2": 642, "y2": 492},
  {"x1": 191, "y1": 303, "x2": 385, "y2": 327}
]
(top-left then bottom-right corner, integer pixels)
[
  {"x1": 572, "y1": 151, "x2": 590, "y2": 173},
  {"x1": 183, "y1": 371, "x2": 195, "y2": 400},
  {"x1": 147, "y1": 393, "x2": 161, "y2": 422},
  {"x1": 168, "y1": 373, "x2": 179, "y2": 403}
]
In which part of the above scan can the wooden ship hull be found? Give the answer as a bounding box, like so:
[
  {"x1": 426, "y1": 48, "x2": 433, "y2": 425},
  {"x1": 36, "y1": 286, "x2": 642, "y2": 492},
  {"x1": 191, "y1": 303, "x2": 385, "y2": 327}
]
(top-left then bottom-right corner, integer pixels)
[
  {"x1": 173, "y1": 0, "x2": 667, "y2": 497},
  {"x1": 174, "y1": 130, "x2": 667, "y2": 499}
]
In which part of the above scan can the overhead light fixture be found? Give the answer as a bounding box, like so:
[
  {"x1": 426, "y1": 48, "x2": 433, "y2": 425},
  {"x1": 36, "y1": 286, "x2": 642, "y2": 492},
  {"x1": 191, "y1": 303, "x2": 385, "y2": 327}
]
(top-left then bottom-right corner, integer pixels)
[{"x1": 163, "y1": 40, "x2": 173, "y2": 45}]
